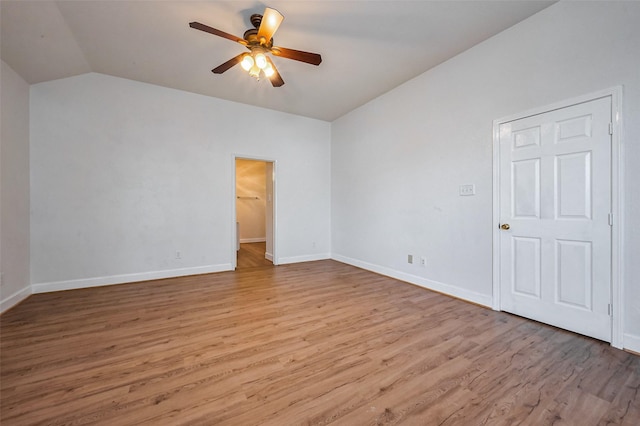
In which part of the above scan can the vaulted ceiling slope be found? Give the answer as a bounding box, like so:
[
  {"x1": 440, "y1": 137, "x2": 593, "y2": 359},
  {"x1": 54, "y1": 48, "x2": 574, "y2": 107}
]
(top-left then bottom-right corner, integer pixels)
[{"x1": 1, "y1": 1, "x2": 554, "y2": 121}]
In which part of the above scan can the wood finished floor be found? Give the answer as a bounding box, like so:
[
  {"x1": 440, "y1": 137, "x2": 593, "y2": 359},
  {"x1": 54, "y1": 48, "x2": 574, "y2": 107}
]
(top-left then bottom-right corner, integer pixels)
[
  {"x1": 237, "y1": 242, "x2": 273, "y2": 269},
  {"x1": 1, "y1": 260, "x2": 638, "y2": 425}
]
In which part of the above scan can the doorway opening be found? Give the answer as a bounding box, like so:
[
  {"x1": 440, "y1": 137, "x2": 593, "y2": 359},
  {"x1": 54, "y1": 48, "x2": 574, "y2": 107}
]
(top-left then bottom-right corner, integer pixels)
[{"x1": 234, "y1": 158, "x2": 276, "y2": 269}]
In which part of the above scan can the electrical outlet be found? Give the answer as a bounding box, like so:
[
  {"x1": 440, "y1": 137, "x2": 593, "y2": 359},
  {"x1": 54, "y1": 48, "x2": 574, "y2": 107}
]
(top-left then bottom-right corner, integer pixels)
[
  {"x1": 175, "y1": 251, "x2": 181, "y2": 259},
  {"x1": 459, "y1": 184, "x2": 475, "y2": 196},
  {"x1": 420, "y1": 257, "x2": 426, "y2": 266},
  {"x1": 408, "y1": 254, "x2": 413, "y2": 264}
]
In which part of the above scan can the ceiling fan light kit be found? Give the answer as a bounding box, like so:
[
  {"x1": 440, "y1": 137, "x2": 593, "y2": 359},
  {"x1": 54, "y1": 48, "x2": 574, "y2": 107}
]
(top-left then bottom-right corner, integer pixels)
[{"x1": 189, "y1": 7, "x2": 322, "y2": 87}]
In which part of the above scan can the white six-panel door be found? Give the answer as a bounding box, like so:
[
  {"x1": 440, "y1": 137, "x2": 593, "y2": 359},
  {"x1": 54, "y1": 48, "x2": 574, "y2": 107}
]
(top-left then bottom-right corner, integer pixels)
[{"x1": 498, "y1": 97, "x2": 612, "y2": 342}]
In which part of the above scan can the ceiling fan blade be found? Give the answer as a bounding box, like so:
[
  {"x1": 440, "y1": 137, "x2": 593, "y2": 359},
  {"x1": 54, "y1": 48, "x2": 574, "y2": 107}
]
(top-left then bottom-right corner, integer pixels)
[
  {"x1": 189, "y1": 22, "x2": 247, "y2": 45},
  {"x1": 212, "y1": 53, "x2": 245, "y2": 74},
  {"x1": 266, "y1": 57, "x2": 284, "y2": 87},
  {"x1": 257, "y1": 7, "x2": 284, "y2": 43},
  {"x1": 271, "y1": 47, "x2": 322, "y2": 66}
]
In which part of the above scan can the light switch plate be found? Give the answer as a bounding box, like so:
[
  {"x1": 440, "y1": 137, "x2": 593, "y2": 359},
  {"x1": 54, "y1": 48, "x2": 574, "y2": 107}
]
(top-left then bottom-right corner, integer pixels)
[{"x1": 459, "y1": 184, "x2": 475, "y2": 196}]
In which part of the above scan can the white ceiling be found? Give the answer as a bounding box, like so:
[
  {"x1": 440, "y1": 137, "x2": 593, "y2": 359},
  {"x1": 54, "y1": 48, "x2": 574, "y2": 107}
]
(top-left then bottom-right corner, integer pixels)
[{"x1": 1, "y1": 1, "x2": 555, "y2": 121}]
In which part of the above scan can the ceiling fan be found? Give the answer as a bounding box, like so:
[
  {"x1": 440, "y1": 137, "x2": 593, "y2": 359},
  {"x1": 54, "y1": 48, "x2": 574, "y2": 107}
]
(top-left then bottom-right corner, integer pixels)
[{"x1": 189, "y1": 7, "x2": 322, "y2": 87}]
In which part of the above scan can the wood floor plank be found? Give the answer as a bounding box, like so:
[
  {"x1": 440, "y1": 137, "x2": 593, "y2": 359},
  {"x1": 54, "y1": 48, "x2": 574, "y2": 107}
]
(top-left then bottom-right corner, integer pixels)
[
  {"x1": 1, "y1": 260, "x2": 638, "y2": 425},
  {"x1": 237, "y1": 242, "x2": 273, "y2": 269},
  {"x1": 601, "y1": 372, "x2": 640, "y2": 425}
]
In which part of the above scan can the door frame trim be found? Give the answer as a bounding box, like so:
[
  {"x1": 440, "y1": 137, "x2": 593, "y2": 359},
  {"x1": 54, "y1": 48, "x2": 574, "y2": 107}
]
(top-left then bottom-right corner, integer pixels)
[
  {"x1": 232, "y1": 155, "x2": 278, "y2": 269},
  {"x1": 491, "y1": 86, "x2": 624, "y2": 348}
]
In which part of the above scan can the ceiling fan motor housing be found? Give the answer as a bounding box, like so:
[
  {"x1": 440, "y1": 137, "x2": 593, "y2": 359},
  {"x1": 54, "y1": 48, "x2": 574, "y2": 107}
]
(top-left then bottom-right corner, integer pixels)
[{"x1": 243, "y1": 30, "x2": 273, "y2": 49}]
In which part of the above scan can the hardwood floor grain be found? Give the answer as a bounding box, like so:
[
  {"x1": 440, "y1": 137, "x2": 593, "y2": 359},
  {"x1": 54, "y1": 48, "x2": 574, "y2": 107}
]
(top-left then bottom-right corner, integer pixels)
[
  {"x1": 237, "y1": 242, "x2": 273, "y2": 269},
  {"x1": 1, "y1": 260, "x2": 638, "y2": 425}
]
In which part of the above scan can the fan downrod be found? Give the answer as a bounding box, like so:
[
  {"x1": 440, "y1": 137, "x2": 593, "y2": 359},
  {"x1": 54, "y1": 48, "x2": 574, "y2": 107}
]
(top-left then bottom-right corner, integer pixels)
[{"x1": 250, "y1": 14, "x2": 263, "y2": 29}]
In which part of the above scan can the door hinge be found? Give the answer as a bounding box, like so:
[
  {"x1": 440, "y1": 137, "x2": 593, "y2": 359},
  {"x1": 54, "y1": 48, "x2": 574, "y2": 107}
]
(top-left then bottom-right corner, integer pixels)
[
  {"x1": 609, "y1": 122, "x2": 614, "y2": 135},
  {"x1": 608, "y1": 303, "x2": 612, "y2": 316},
  {"x1": 608, "y1": 213, "x2": 614, "y2": 226}
]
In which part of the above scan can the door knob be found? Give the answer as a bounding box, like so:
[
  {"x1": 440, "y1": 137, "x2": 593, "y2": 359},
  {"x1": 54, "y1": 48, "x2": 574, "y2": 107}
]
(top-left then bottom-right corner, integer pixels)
[{"x1": 500, "y1": 223, "x2": 510, "y2": 230}]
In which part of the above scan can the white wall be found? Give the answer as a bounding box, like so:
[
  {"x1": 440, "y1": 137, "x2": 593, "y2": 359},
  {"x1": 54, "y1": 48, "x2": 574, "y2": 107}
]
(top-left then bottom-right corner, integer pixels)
[
  {"x1": 30, "y1": 73, "x2": 331, "y2": 292},
  {"x1": 236, "y1": 159, "x2": 267, "y2": 242},
  {"x1": 331, "y1": 2, "x2": 640, "y2": 350},
  {"x1": 0, "y1": 60, "x2": 31, "y2": 312}
]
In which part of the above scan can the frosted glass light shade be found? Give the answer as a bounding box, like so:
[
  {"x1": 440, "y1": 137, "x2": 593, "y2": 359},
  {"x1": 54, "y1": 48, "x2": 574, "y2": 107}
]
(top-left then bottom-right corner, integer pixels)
[
  {"x1": 240, "y1": 54, "x2": 254, "y2": 71},
  {"x1": 249, "y1": 64, "x2": 261, "y2": 79},
  {"x1": 255, "y1": 53, "x2": 267, "y2": 69},
  {"x1": 263, "y1": 63, "x2": 275, "y2": 77}
]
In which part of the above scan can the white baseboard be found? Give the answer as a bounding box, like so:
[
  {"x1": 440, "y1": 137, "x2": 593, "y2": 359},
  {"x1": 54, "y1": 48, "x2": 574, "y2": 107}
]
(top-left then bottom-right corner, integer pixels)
[
  {"x1": 239, "y1": 238, "x2": 266, "y2": 243},
  {"x1": 331, "y1": 254, "x2": 492, "y2": 308},
  {"x1": 624, "y1": 333, "x2": 640, "y2": 354},
  {"x1": 265, "y1": 252, "x2": 273, "y2": 261},
  {"x1": 31, "y1": 263, "x2": 233, "y2": 294},
  {"x1": 0, "y1": 285, "x2": 32, "y2": 313},
  {"x1": 278, "y1": 253, "x2": 331, "y2": 265}
]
